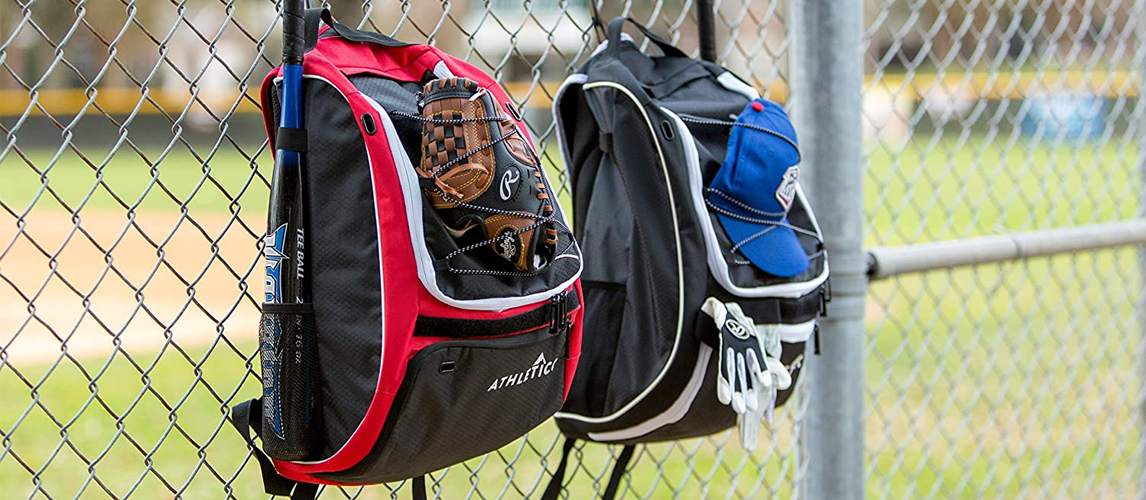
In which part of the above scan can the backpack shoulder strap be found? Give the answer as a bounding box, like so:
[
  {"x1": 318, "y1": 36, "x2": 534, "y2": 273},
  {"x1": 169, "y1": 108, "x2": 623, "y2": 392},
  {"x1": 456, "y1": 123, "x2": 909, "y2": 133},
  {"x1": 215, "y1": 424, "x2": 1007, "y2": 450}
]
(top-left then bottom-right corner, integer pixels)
[
  {"x1": 540, "y1": 440, "x2": 635, "y2": 500},
  {"x1": 601, "y1": 444, "x2": 636, "y2": 500},
  {"x1": 540, "y1": 438, "x2": 578, "y2": 500},
  {"x1": 230, "y1": 398, "x2": 318, "y2": 500},
  {"x1": 303, "y1": 8, "x2": 411, "y2": 51}
]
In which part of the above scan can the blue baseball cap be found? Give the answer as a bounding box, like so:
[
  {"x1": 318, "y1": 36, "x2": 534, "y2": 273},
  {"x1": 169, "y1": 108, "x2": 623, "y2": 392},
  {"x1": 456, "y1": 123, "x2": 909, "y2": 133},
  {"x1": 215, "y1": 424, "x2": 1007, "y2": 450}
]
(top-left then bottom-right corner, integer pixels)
[{"x1": 708, "y1": 99, "x2": 808, "y2": 277}]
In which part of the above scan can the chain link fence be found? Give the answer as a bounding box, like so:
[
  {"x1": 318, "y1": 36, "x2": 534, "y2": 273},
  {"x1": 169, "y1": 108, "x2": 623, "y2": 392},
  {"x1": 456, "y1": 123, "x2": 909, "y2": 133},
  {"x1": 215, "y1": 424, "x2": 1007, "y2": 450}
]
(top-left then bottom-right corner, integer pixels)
[
  {"x1": 0, "y1": 0, "x2": 1141, "y2": 499},
  {"x1": 862, "y1": 0, "x2": 1144, "y2": 498}
]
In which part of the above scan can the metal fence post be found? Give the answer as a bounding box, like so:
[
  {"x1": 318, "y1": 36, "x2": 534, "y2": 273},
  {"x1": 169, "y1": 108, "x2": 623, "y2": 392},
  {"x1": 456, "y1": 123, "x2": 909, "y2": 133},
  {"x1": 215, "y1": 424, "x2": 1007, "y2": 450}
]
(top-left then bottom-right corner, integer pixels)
[
  {"x1": 790, "y1": 0, "x2": 866, "y2": 499},
  {"x1": 1139, "y1": 1, "x2": 1146, "y2": 494}
]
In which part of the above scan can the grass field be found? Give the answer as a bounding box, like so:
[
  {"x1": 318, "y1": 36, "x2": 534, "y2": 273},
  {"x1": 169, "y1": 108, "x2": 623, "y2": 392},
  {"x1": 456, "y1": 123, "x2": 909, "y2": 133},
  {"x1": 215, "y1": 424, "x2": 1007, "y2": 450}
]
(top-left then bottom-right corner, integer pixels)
[{"x1": 1, "y1": 134, "x2": 1141, "y2": 499}]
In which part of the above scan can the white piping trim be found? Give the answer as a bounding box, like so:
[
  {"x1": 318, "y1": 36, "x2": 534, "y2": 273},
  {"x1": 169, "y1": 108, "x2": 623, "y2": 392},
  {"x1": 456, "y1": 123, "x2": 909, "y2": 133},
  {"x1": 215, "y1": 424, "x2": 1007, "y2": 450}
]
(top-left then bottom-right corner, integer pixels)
[
  {"x1": 554, "y1": 81, "x2": 685, "y2": 425},
  {"x1": 666, "y1": 108, "x2": 829, "y2": 299},
  {"x1": 279, "y1": 75, "x2": 385, "y2": 466},
  {"x1": 778, "y1": 319, "x2": 816, "y2": 343},
  {"x1": 587, "y1": 344, "x2": 711, "y2": 442},
  {"x1": 388, "y1": 97, "x2": 582, "y2": 311}
]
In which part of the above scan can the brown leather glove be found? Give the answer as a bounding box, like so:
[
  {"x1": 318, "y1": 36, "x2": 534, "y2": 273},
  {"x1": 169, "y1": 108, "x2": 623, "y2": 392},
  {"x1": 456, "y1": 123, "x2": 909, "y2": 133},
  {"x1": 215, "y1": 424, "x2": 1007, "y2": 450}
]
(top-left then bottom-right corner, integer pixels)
[{"x1": 416, "y1": 77, "x2": 558, "y2": 272}]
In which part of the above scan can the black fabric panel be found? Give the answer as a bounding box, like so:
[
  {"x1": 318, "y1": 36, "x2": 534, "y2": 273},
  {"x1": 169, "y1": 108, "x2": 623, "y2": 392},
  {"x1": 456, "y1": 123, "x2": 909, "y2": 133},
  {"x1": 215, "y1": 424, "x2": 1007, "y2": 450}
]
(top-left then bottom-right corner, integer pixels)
[
  {"x1": 774, "y1": 340, "x2": 807, "y2": 408},
  {"x1": 560, "y1": 82, "x2": 604, "y2": 231},
  {"x1": 582, "y1": 81, "x2": 689, "y2": 418},
  {"x1": 271, "y1": 80, "x2": 382, "y2": 458},
  {"x1": 347, "y1": 75, "x2": 423, "y2": 163},
  {"x1": 413, "y1": 292, "x2": 579, "y2": 338},
  {"x1": 561, "y1": 284, "x2": 624, "y2": 417},
  {"x1": 318, "y1": 328, "x2": 568, "y2": 484},
  {"x1": 578, "y1": 153, "x2": 630, "y2": 282}
]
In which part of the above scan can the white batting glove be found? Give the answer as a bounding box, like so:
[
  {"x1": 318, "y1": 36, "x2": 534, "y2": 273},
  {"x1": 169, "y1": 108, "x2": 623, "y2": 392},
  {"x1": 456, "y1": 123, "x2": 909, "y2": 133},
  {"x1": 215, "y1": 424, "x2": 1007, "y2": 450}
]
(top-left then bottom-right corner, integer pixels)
[{"x1": 701, "y1": 297, "x2": 791, "y2": 451}]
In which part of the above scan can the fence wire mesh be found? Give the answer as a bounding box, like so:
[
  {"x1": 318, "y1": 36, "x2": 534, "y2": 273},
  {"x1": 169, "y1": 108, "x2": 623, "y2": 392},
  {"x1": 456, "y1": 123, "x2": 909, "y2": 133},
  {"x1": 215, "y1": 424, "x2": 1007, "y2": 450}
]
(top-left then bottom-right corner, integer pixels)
[
  {"x1": 0, "y1": 1, "x2": 799, "y2": 499},
  {"x1": 863, "y1": 0, "x2": 1144, "y2": 498},
  {"x1": 2, "y1": 0, "x2": 1143, "y2": 499}
]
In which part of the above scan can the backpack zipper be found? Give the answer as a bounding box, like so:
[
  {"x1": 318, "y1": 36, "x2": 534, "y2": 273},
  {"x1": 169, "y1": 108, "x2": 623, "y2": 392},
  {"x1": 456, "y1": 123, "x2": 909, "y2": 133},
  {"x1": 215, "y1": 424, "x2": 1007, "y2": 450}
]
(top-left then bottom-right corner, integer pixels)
[{"x1": 549, "y1": 290, "x2": 574, "y2": 358}]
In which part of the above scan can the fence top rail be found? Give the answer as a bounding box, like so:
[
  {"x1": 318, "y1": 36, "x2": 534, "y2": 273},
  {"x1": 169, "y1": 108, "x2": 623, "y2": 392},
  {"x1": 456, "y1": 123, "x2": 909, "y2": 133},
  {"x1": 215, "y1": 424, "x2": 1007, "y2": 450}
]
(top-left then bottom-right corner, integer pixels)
[{"x1": 866, "y1": 219, "x2": 1146, "y2": 280}]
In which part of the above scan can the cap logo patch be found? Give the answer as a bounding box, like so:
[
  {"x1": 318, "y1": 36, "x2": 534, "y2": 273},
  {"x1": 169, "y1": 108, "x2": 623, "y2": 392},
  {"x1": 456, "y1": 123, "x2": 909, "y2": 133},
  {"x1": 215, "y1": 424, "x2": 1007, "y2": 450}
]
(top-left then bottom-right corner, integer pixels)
[{"x1": 776, "y1": 165, "x2": 799, "y2": 211}]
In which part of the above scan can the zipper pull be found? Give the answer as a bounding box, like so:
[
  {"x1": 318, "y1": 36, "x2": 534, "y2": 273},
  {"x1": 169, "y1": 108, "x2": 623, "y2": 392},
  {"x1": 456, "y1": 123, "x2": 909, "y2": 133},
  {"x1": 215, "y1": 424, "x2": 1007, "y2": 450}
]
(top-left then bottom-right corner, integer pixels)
[
  {"x1": 549, "y1": 291, "x2": 568, "y2": 335},
  {"x1": 813, "y1": 323, "x2": 822, "y2": 355},
  {"x1": 819, "y1": 281, "x2": 831, "y2": 317}
]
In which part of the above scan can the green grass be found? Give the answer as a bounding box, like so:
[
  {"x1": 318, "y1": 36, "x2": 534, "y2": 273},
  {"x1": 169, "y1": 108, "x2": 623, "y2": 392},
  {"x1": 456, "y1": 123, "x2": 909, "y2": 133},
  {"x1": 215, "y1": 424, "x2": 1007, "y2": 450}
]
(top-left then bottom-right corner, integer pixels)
[
  {"x1": 0, "y1": 145, "x2": 273, "y2": 217},
  {"x1": 1, "y1": 134, "x2": 1141, "y2": 498}
]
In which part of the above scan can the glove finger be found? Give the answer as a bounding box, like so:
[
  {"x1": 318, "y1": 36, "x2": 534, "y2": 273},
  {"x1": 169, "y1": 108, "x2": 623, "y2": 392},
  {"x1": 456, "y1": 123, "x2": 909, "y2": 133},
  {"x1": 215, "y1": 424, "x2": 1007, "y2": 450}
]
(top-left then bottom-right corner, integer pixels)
[
  {"x1": 747, "y1": 351, "x2": 770, "y2": 390},
  {"x1": 738, "y1": 411, "x2": 760, "y2": 451},
  {"x1": 718, "y1": 347, "x2": 735, "y2": 405},
  {"x1": 717, "y1": 376, "x2": 732, "y2": 406},
  {"x1": 733, "y1": 354, "x2": 748, "y2": 414},
  {"x1": 744, "y1": 355, "x2": 760, "y2": 412},
  {"x1": 766, "y1": 356, "x2": 792, "y2": 390}
]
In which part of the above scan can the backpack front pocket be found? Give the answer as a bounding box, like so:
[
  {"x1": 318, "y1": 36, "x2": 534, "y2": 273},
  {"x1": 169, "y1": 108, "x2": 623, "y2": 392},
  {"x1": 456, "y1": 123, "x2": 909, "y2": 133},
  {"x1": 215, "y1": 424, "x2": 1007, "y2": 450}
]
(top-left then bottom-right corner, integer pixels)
[{"x1": 319, "y1": 315, "x2": 574, "y2": 484}]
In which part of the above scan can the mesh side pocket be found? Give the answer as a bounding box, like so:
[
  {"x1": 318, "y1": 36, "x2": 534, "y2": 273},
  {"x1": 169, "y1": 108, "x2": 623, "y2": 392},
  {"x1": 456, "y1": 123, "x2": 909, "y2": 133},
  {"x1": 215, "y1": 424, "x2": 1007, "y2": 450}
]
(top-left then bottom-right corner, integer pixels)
[{"x1": 259, "y1": 302, "x2": 323, "y2": 460}]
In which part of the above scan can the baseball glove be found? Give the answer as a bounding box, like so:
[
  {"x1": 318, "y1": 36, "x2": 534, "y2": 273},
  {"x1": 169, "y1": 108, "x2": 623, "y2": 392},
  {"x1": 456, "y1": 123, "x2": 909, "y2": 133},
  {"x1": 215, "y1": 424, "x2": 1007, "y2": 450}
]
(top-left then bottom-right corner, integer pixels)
[{"x1": 415, "y1": 77, "x2": 558, "y2": 273}]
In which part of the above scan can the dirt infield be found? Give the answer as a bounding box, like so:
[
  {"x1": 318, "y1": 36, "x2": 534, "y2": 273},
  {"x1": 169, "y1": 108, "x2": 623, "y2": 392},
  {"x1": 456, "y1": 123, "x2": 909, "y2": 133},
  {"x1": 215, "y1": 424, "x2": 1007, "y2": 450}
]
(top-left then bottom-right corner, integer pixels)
[{"x1": 0, "y1": 210, "x2": 263, "y2": 364}]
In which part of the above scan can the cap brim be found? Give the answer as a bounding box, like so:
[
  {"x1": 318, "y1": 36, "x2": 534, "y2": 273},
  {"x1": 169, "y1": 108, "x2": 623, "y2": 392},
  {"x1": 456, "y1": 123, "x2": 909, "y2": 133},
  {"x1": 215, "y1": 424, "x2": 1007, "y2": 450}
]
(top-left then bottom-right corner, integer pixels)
[{"x1": 716, "y1": 213, "x2": 809, "y2": 278}]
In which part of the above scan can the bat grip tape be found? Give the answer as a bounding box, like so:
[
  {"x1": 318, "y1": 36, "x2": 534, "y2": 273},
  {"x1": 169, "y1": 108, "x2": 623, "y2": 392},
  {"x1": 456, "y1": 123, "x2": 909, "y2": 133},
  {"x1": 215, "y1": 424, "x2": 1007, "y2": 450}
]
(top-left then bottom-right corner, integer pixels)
[{"x1": 276, "y1": 127, "x2": 308, "y2": 152}]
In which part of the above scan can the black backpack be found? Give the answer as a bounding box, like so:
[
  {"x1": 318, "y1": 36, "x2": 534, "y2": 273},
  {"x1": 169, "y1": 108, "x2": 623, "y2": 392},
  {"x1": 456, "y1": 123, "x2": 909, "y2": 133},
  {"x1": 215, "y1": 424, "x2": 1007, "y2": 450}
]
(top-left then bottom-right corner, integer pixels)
[{"x1": 543, "y1": 17, "x2": 830, "y2": 499}]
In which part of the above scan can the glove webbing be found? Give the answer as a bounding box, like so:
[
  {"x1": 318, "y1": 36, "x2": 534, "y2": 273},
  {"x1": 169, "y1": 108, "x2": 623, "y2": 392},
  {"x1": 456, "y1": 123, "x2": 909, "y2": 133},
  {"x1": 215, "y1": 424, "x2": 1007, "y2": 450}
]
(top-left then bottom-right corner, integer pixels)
[{"x1": 392, "y1": 111, "x2": 568, "y2": 277}]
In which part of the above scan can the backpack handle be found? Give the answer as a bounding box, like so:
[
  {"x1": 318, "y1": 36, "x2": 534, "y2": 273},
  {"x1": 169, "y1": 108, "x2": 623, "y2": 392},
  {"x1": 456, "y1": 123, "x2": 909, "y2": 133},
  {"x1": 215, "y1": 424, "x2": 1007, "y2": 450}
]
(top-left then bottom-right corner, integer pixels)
[
  {"x1": 606, "y1": 16, "x2": 688, "y2": 59},
  {"x1": 303, "y1": 8, "x2": 411, "y2": 52}
]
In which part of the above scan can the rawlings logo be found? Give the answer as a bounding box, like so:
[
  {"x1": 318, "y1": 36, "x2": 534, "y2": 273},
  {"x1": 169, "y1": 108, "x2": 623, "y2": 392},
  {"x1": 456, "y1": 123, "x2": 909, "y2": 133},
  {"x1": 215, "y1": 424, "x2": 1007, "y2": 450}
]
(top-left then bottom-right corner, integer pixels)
[
  {"x1": 776, "y1": 165, "x2": 799, "y2": 210},
  {"x1": 723, "y1": 318, "x2": 752, "y2": 340},
  {"x1": 499, "y1": 169, "x2": 520, "y2": 201}
]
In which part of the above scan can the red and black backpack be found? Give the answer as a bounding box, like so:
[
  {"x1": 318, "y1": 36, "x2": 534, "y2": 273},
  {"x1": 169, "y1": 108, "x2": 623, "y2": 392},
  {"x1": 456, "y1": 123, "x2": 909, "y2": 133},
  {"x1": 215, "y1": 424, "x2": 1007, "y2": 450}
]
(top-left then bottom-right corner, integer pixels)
[{"x1": 230, "y1": 10, "x2": 583, "y2": 499}]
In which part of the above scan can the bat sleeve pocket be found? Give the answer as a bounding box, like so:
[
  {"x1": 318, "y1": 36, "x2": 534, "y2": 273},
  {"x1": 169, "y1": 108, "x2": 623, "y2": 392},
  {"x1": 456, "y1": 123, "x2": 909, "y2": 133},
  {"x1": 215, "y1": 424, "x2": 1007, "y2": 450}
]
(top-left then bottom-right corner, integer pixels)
[{"x1": 259, "y1": 302, "x2": 324, "y2": 460}]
